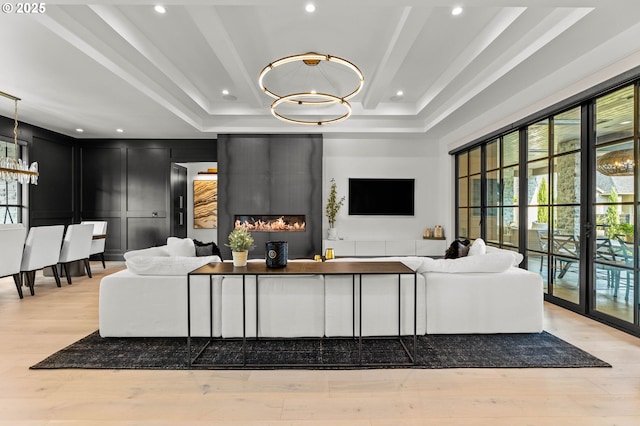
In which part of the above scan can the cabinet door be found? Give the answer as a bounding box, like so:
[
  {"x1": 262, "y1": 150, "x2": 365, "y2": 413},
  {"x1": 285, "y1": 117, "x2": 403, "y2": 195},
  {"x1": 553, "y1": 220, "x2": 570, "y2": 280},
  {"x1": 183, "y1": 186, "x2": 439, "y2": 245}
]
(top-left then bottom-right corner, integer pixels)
[
  {"x1": 126, "y1": 148, "x2": 169, "y2": 249},
  {"x1": 355, "y1": 241, "x2": 386, "y2": 256}
]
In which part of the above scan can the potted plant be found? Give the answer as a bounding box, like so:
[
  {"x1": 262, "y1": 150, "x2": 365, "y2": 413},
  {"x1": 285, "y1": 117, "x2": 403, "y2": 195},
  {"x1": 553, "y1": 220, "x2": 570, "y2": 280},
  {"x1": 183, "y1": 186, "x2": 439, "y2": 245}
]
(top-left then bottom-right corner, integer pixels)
[
  {"x1": 325, "y1": 178, "x2": 345, "y2": 240},
  {"x1": 619, "y1": 223, "x2": 634, "y2": 242},
  {"x1": 226, "y1": 227, "x2": 255, "y2": 267}
]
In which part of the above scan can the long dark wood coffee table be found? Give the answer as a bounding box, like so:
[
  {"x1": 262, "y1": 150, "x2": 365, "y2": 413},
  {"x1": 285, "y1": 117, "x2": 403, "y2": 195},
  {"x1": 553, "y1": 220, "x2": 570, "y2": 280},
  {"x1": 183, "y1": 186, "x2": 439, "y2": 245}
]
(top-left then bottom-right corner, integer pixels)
[{"x1": 187, "y1": 260, "x2": 417, "y2": 368}]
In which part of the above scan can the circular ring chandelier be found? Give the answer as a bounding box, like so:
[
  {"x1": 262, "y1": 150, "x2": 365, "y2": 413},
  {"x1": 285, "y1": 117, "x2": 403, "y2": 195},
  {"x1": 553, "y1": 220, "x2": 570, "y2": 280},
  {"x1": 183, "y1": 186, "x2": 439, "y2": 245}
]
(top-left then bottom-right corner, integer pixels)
[
  {"x1": 258, "y1": 52, "x2": 364, "y2": 106},
  {"x1": 271, "y1": 93, "x2": 352, "y2": 126}
]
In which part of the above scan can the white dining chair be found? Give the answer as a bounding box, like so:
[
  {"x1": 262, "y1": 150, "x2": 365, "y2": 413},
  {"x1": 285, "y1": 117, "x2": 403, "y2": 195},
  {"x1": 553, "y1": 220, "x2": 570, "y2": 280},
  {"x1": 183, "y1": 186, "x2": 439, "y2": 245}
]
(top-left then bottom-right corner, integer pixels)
[
  {"x1": 20, "y1": 225, "x2": 65, "y2": 295},
  {"x1": 81, "y1": 220, "x2": 108, "y2": 268},
  {"x1": 0, "y1": 224, "x2": 27, "y2": 298},
  {"x1": 58, "y1": 224, "x2": 94, "y2": 284}
]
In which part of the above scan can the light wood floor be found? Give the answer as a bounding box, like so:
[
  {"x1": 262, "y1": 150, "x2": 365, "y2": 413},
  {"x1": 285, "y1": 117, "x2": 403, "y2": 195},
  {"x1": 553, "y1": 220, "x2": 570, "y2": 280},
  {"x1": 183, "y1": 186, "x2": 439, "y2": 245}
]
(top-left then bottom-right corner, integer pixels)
[{"x1": 1, "y1": 262, "x2": 640, "y2": 425}]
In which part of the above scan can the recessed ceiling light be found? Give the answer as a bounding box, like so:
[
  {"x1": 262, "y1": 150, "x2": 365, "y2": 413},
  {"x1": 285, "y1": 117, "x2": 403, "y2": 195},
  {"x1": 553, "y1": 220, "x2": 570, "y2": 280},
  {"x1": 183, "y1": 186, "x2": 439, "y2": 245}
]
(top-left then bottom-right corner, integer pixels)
[
  {"x1": 222, "y1": 89, "x2": 229, "y2": 95},
  {"x1": 154, "y1": 5, "x2": 166, "y2": 14},
  {"x1": 305, "y1": 4, "x2": 316, "y2": 13},
  {"x1": 75, "y1": 128, "x2": 84, "y2": 133},
  {"x1": 452, "y1": 6, "x2": 463, "y2": 16},
  {"x1": 116, "y1": 128, "x2": 124, "y2": 133},
  {"x1": 390, "y1": 91, "x2": 404, "y2": 102}
]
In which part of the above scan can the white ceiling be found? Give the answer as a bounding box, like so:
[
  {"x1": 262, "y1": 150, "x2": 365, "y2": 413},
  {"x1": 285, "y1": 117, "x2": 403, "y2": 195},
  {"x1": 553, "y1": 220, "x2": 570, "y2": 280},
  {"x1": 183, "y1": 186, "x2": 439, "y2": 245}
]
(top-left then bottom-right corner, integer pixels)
[{"x1": 1, "y1": 0, "x2": 640, "y2": 149}]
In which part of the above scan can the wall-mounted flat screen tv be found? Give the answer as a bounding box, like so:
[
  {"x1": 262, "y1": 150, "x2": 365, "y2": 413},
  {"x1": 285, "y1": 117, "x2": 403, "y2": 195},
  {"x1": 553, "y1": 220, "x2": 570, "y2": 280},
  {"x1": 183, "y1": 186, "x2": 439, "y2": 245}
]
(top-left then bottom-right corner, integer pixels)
[{"x1": 348, "y1": 178, "x2": 415, "y2": 216}]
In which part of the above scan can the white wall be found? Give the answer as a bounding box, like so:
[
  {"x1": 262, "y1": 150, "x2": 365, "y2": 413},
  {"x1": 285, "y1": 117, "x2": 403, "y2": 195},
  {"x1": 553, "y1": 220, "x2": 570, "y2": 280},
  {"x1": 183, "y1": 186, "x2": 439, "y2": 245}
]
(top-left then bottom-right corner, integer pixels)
[
  {"x1": 179, "y1": 162, "x2": 218, "y2": 244},
  {"x1": 323, "y1": 134, "x2": 452, "y2": 242}
]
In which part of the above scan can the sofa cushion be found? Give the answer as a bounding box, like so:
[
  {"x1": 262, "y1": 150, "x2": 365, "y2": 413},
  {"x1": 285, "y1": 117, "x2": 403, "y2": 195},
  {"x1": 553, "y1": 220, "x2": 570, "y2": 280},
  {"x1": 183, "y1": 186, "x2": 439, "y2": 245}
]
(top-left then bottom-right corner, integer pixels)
[
  {"x1": 418, "y1": 252, "x2": 514, "y2": 273},
  {"x1": 123, "y1": 245, "x2": 170, "y2": 260},
  {"x1": 468, "y1": 238, "x2": 487, "y2": 256},
  {"x1": 126, "y1": 255, "x2": 221, "y2": 276},
  {"x1": 485, "y1": 245, "x2": 524, "y2": 266},
  {"x1": 167, "y1": 237, "x2": 196, "y2": 257}
]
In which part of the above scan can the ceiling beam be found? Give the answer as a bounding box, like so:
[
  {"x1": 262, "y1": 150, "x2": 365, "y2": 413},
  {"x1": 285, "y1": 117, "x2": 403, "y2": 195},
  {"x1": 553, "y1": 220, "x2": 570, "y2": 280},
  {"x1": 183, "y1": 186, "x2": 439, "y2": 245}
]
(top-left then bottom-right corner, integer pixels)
[
  {"x1": 361, "y1": 6, "x2": 431, "y2": 110},
  {"x1": 416, "y1": 7, "x2": 526, "y2": 114},
  {"x1": 89, "y1": 4, "x2": 211, "y2": 113},
  {"x1": 36, "y1": 6, "x2": 204, "y2": 130},
  {"x1": 420, "y1": 7, "x2": 594, "y2": 133},
  {"x1": 186, "y1": 5, "x2": 265, "y2": 107}
]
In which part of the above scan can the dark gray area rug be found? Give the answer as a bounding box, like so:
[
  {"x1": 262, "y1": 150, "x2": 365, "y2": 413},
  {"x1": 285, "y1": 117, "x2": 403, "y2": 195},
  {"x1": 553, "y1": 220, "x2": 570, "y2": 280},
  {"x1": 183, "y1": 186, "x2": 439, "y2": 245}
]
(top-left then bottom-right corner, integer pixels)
[{"x1": 30, "y1": 331, "x2": 610, "y2": 370}]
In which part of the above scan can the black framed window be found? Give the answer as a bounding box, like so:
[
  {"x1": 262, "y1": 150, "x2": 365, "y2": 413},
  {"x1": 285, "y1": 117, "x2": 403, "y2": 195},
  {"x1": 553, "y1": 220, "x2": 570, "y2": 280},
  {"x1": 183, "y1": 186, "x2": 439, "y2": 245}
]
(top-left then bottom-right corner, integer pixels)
[{"x1": 0, "y1": 140, "x2": 24, "y2": 224}]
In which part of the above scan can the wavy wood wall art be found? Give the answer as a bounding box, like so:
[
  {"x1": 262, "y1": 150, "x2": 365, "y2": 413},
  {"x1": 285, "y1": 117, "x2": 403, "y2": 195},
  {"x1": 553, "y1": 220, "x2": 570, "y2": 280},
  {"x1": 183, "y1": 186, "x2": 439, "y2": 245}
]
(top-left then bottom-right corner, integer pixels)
[{"x1": 193, "y1": 180, "x2": 217, "y2": 229}]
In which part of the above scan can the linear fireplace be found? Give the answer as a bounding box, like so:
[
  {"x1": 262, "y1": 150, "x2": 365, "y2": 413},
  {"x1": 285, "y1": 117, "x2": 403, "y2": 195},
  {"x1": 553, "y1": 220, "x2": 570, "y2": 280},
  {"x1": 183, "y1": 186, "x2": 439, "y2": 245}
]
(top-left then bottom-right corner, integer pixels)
[{"x1": 234, "y1": 215, "x2": 306, "y2": 232}]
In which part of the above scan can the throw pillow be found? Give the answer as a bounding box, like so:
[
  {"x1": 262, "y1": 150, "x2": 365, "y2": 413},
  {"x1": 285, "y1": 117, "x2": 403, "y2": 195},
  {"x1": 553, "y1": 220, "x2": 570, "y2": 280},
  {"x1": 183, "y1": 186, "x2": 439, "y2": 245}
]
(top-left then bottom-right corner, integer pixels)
[
  {"x1": 485, "y1": 245, "x2": 524, "y2": 266},
  {"x1": 193, "y1": 239, "x2": 223, "y2": 260},
  {"x1": 468, "y1": 238, "x2": 486, "y2": 256},
  {"x1": 167, "y1": 237, "x2": 196, "y2": 257}
]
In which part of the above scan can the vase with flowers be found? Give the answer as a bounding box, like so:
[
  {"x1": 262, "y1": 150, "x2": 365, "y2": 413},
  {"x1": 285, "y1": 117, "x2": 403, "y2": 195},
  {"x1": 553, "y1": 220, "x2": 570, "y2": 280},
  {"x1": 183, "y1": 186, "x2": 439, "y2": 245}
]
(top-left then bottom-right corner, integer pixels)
[{"x1": 325, "y1": 178, "x2": 345, "y2": 240}]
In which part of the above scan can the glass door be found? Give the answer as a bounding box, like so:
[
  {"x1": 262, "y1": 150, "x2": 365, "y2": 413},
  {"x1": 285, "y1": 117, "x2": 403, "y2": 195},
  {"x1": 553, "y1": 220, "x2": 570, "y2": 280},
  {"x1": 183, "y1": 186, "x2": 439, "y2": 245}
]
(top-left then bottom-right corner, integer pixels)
[
  {"x1": 454, "y1": 82, "x2": 640, "y2": 334},
  {"x1": 525, "y1": 110, "x2": 582, "y2": 306},
  {"x1": 591, "y1": 85, "x2": 637, "y2": 325}
]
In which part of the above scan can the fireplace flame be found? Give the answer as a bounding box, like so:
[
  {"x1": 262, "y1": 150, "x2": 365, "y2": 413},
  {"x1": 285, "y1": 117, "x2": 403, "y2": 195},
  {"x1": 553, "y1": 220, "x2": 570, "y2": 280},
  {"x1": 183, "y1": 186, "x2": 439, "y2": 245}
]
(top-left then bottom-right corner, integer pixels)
[{"x1": 235, "y1": 216, "x2": 306, "y2": 232}]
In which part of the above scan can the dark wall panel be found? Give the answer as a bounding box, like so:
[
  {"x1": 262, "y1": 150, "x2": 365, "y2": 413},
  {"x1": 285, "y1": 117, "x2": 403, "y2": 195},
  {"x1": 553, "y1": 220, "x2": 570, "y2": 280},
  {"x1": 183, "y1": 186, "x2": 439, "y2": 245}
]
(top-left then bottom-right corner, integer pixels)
[
  {"x1": 1, "y1": 113, "x2": 218, "y2": 259},
  {"x1": 218, "y1": 134, "x2": 322, "y2": 260},
  {"x1": 29, "y1": 136, "x2": 74, "y2": 226},
  {"x1": 81, "y1": 147, "x2": 121, "y2": 214},
  {"x1": 127, "y1": 148, "x2": 169, "y2": 214},
  {"x1": 77, "y1": 139, "x2": 216, "y2": 259},
  {"x1": 127, "y1": 218, "x2": 165, "y2": 250}
]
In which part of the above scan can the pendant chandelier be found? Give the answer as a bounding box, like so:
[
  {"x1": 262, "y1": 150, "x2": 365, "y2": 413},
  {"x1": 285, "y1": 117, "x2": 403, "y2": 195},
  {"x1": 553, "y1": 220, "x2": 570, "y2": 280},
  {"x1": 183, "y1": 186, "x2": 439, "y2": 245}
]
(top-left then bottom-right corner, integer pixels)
[
  {"x1": 596, "y1": 148, "x2": 635, "y2": 176},
  {"x1": 0, "y1": 90, "x2": 38, "y2": 185},
  {"x1": 258, "y1": 52, "x2": 364, "y2": 126}
]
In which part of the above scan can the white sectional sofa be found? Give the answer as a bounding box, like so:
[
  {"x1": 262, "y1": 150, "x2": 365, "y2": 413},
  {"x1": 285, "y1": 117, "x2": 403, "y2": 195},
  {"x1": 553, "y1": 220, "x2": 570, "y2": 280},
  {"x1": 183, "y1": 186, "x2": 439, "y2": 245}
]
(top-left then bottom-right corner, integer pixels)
[{"x1": 99, "y1": 238, "x2": 544, "y2": 338}]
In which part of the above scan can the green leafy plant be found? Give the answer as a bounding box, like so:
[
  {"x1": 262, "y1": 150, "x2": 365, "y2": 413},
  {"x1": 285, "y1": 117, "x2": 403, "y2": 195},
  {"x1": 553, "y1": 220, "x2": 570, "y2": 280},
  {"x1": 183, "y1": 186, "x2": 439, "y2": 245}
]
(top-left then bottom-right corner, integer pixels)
[
  {"x1": 619, "y1": 222, "x2": 634, "y2": 238},
  {"x1": 605, "y1": 188, "x2": 620, "y2": 239},
  {"x1": 325, "y1": 178, "x2": 345, "y2": 228},
  {"x1": 536, "y1": 177, "x2": 548, "y2": 224},
  {"x1": 226, "y1": 227, "x2": 255, "y2": 252}
]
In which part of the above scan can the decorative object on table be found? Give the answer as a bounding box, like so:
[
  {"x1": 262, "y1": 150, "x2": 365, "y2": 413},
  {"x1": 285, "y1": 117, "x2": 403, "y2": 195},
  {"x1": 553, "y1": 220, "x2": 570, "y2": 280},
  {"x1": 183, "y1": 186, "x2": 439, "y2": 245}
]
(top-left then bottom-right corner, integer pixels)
[
  {"x1": 423, "y1": 228, "x2": 433, "y2": 239},
  {"x1": 325, "y1": 178, "x2": 345, "y2": 240},
  {"x1": 265, "y1": 241, "x2": 288, "y2": 268},
  {"x1": 225, "y1": 227, "x2": 255, "y2": 267},
  {"x1": 0, "y1": 90, "x2": 39, "y2": 185},
  {"x1": 433, "y1": 225, "x2": 444, "y2": 239},
  {"x1": 314, "y1": 255, "x2": 322, "y2": 262},
  {"x1": 324, "y1": 248, "x2": 335, "y2": 260}
]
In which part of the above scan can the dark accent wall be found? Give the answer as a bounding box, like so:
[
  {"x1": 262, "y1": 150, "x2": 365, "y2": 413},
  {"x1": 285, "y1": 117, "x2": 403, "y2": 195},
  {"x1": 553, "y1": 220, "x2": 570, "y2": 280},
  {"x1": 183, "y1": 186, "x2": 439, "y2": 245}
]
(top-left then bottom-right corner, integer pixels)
[
  {"x1": 2, "y1": 115, "x2": 321, "y2": 261},
  {"x1": 78, "y1": 139, "x2": 217, "y2": 259},
  {"x1": 218, "y1": 134, "x2": 322, "y2": 260},
  {"x1": 0, "y1": 115, "x2": 77, "y2": 227}
]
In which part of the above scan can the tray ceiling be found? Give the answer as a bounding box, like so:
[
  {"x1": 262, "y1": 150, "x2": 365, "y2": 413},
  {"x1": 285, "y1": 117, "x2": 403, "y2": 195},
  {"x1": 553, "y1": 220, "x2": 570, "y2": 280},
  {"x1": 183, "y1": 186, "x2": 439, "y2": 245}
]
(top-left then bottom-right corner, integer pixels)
[{"x1": 1, "y1": 0, "x2": 640, "y2": 147}]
